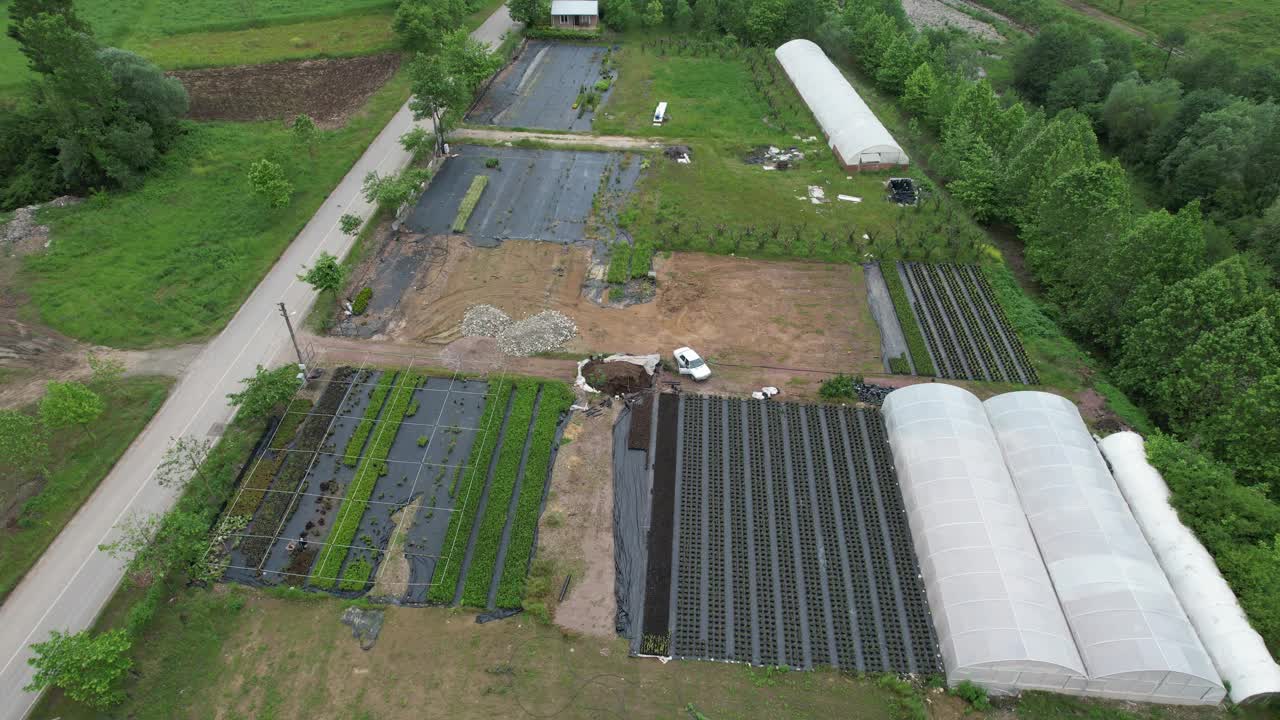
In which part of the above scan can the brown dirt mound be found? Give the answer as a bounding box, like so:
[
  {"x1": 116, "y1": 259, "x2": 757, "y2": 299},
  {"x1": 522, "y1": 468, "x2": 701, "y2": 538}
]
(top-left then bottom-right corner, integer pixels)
[
  {"x1": 582, "y1": 359, "x2": 651, "y2": 396},
  {"x1": 170, "y1": 53, "x2": 402, "y2": 127}
]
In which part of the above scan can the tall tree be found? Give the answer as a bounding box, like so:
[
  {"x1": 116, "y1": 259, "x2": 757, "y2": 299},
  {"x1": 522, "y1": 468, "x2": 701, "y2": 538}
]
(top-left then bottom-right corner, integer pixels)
[
  {"x1": 298, "y1": 251, "x2": 347, "y2": 294},
  {"x1": 1101, "y1": 74, "x2": 1182, "y2": 163},
  {"x1": 1013, "y1": 22, "x2": 1096, "y2": 105},
  {"x1": 1025, "y1": 159, "x2": 1132, "y2": 297},
  {"x1": 247, "y1": 158, "x2": 292, "y2": 208},
  {"x1": 901, "y1": 62, "x2": 937, "y2": 117},
  {"x1": 508, "y1": 0, "x2": 551, "y2": 27},
  {"x1": 6, "y1": 0, "x2": 91, "y2": 72},
  {"x1": 393, "y1": 0, "x2": 469, "y2": 53},
  {"x1": 408, "y1": 29, "x2": 501, "y2": 154}
]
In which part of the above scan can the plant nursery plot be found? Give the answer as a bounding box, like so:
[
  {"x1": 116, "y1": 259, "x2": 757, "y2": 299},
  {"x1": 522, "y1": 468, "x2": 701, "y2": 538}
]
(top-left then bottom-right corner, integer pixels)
[
  {"x1": 635, "y1": 393, "x2": 942, "y2": 674},
  {"x1": 220, "y1": 367, "x2": 502, "y2": 601},
  {"x1": 466, "y1": 40, "x2": 615, "y2": 131},
  {"x1": 896, "y1": 261, "x2": 1038, "y2": 385},
  {"x1": 404, "y1": 145, "x2": 641, "y2": 246}
]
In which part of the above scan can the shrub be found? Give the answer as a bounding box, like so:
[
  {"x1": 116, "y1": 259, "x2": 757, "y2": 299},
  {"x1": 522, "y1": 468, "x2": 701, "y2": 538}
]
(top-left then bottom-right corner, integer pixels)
[
  {"x1": 352, "y1": 287, "x2": 373, "y2": 315},
  {"x1": 452, "y1": 175, "x2": 489, "y2": 233},
  {"x1": 427, "y1": 379, "x2": 512, "y2": 603},
  {"x1": 949, "y1": 680, "x2": 990, "y2": 711},
  {"x1": 485, "y1": 157, "x2": 500, "y2": 169},
  {"x1": 819, "y1": 374, "x2": 862, "y2": 400},
  {"x1": 888, "y1": 354, "x2": 910, "y2": 375},
  {"x1": 594, "y1": 78, "x2": 611, "y2": 92},
  {"x1": 880, "y1": 261, "x2": 936, "y2": 376}
]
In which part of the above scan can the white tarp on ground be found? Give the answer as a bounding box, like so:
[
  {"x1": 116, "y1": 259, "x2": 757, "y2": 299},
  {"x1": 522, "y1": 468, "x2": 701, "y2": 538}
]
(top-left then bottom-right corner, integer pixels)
[
  {"x1": 984, "y1": 392, "x2": 1224, "y2": 704},
  {"x1": 882, "y1": 384, "x2": 1086, "y2": 694},
  {"x1": 1098, "y1": 432, "x2": 1280, "y2": 705},
  {"x1": 774, "y1": 39, "x2": 908, "y2": 168}
]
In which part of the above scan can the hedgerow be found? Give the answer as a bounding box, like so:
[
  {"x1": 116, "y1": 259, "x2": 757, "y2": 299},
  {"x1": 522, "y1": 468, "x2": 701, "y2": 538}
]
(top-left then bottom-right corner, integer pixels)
[
  {"x1": 427, "y1": 378, "x2": 510, "y2": 604},
  {"x1": 496, "y1": 382, "x2": 575, "y2": 608},
  {"x1": 310, "y1": 373, "x2": 423, "y2": 590},
  {"x1": 460, "y1": 382, "x2": 538, "y2": 607},
  {"x1": 880, "y1": 261, "x2": 936, "y2": 376},
  {"x1": 341, "y1": 371, "x2": 397, "y2": 466}
]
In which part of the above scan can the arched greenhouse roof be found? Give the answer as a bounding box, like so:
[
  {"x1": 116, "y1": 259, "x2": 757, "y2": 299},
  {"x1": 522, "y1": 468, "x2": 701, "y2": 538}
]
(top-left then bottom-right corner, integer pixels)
[{"x1": 774, "y1": 39, "x2": 908, "y2": 169}]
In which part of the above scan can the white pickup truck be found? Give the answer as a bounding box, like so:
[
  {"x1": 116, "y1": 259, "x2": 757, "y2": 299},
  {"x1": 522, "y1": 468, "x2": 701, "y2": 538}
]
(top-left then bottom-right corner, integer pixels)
[{"x1": 673, "y1": 346, "x2": 711, "y2": 381}]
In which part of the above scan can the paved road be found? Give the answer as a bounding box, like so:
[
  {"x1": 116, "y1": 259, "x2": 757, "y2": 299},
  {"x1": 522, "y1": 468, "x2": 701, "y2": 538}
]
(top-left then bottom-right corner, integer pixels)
[
  {"x1": 0, "y1": 7, "x2": 517, "y2": 718},
  {"x1": 452, "y1": 126, "x2": 666, "y2": 149}
]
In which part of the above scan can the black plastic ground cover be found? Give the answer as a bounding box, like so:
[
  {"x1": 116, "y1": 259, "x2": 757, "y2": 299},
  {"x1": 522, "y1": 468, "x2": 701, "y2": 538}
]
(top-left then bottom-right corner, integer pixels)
[
  {"x1": 404, "y1": 145, "x2": 640, "y2": 246},
  {"x1": 638, "y1": 393, "x2": 677, "y2": 652},
  {"x1": 662, "y1": 395, "x2": 941, "y2": 674},
  {"x1": 612, "y1": 404, "x2": 644, "y2": 639},
  {"x1": 465, "y1": 40, "x2": 612, "y2": 131}
]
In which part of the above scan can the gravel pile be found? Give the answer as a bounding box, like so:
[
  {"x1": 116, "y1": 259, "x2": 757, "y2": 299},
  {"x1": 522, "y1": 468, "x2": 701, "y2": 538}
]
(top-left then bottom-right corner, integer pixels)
[
  {"x1": 902, "y1": 0, "x2": 1003, "y2": 42},
  {"x1": 461, "y1": 305, "x2": 578, "y2": 356},
  {"x1": 461, "y1": 304, "x2": 513, "y2": 337},
  {"x1": 496, "y1": 310, "x2": 577, "y2": 356}
]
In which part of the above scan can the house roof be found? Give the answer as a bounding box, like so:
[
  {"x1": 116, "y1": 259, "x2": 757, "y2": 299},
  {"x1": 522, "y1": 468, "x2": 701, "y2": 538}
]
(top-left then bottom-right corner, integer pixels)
[{"x1": 550, "y1": 0, "x2": 598, "y2": 15}]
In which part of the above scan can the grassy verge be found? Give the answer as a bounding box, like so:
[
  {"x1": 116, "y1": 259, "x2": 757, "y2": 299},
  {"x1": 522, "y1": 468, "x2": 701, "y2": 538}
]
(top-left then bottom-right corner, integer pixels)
[
  {"x1": 428, "y1": 378, "x2": 510, "y2": 603},
  {"x1": 0, "y1": 376, "x2": 172, "y2": 604},
  {"x1": 310, "y1": 373, "x2": 422, "y2": 590},
  {"x1": 495, "y1": 382, "x2": 573, "y2": 608},
  {"x1": 451, "y1": 175, "x2": 489, "y2": 232},
  {"x1": 340, "y1": 370, "x2": 397, "y2": 466},
  {"x1": 23, "y1": 68, "x2": 411, "y2": 348},
  {"x1": 460, "y1": 382, "x2": 537, "y2": 607},
  {"x1": 879, "y1": 261, "x2": 936, "y2": 377},
  {"x1": 606, "y1": 241, "x2": 632, "y2": 283}
]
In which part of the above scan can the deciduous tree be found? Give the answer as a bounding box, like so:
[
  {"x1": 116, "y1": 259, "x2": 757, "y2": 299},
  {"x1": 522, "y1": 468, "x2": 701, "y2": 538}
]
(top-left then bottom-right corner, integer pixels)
[
  {"x1": 291, "y1": 113, "x2": 317, "y2": 159},
  {"x1": 508, "y1": 0, "x2": 551, "y2": 27},
  {"x1": 247, "y1": 158, "x2": 292, "y2": 208},
  {"x1": 39, "y1": 381, "x2": 104, "y2": 439},
  {"x1": 227, "y1": 364, "x2": 300, "y2": 420},
  {"x1": 298, "y1": 251, "x2": 346, "y2": 294},
  {"x1": 25, "y1": 629, "x2": 131, "y2": 710}
]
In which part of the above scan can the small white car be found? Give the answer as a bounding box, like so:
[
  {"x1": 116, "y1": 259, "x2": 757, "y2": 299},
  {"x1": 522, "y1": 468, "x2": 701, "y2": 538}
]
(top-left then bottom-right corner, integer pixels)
[{"x1": 673, "y1": 346, "x2": 711, "y2": 381}]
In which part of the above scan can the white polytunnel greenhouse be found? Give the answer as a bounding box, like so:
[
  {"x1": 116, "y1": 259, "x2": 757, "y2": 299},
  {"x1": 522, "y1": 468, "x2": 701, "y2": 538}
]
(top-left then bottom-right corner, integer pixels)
[
  {"x1": 774, "y1": 39, "x2": 909, "y2": 171},
  {"x1": 1098, "y1": 432, "x2": 1280, "y2": 705},
  {"x1": 882, "y1": 384, "x2": 1235, "y2": 705},
  {"x1": 984, "y1": 392, "x2": 1223, "y2": 704},
  {"x1": 882, "y1": 384, "x2": 1087, "y2": 694}
]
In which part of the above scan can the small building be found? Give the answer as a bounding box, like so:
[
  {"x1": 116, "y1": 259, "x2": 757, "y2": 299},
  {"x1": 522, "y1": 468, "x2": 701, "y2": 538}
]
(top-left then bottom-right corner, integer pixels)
[{"x1": 550, "y1": 0, "x2": 598, "y2": 30}]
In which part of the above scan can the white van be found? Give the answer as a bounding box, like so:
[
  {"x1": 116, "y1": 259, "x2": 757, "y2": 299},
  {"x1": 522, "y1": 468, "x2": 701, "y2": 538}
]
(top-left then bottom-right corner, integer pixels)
[{"x1": 653, "y1": 101, "x2": 668, "y2": 126}]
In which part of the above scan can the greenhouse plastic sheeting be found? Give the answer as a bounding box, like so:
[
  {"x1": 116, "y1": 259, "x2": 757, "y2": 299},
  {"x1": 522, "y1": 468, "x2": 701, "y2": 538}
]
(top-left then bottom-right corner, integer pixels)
[
  {"x1": 882, "y1": 384, "x2": 1086, "y2": 695},
  {"x1": 774, "y1": 39, "x2": 908, "y2": 169},
  {"x1": 1099, "y1": 432, "x2": 1280, "y2": 705},
  {"x1": 984, "y1": 392, "x2": 1224, "y2": 704}
]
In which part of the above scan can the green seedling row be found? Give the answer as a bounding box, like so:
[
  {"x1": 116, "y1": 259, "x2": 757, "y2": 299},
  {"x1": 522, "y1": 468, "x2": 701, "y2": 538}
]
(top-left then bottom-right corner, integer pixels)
[
  {"x1": 460, "y1": 383, "x2": 538, "y2": 607},
  {"x1": 310, "y1": 373, "x2": 423, "y2": 590},
  {"x1": 880, "y1": 261, "x2": 936, "y2": 377},
  {"x1": 606, "y1": 241, "x2": 632, "y2": 284},
  {"x1": 495, "y1": 382, "x2": 575, "y2": 608},
  {"x1": 452, "y1": 175, "x2": 489, "y2": 233},
  {"x1": 341, "y1": 371, "x2": 398, "y2": 467},
  {"x1": 427, "y1": 378, "x2": 510, "y2": 603},
  {"x1": 225, "y1": 401, "x2": 313, "y2": 517},
  {"x1": 339, "y1": 558, "x2": 372, "y2": 591}
]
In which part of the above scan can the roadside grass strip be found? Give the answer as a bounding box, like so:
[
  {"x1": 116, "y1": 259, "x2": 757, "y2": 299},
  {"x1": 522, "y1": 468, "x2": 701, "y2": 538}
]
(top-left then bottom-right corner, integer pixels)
[
  {"x1": 461, "y1": 383, "x2": 538, "y2": 607},
  {"x1": 880, "y1": 261, "x2": 937, "y2": 377},
  {"x1": 452, "y1": 175, "x2": 490, "y2": 233},
  {"x1": 310, "y1": 373, "x2": 424, "y2": 590},
  {"x1": 341, "y1": 371, "x2": 398, "y2": 466},
  {"x1": 495, "y1": 382, "x2": 575, "y2": 608},
  {"x1": 428, "y1": 379, "x2": 511, "y2": 603},
  {"x1": 225, "y1": 400, "x2": 313, "y2": 518}
]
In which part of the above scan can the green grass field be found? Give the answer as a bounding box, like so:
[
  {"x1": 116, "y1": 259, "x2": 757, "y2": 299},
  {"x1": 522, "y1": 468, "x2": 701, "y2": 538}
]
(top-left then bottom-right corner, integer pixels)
[
  {"x1": 22, "y1": 70, "x2": 411, "y2": 348},
  {"x1": 1079, "y1": 0, "x2": 1280, "y2": 58},
  {"x1": 0, "y1": 0, "x2": 398, "y2": 96},
  {"x1": 0, "y1": 376, "x2": 172, "y2": 604}
]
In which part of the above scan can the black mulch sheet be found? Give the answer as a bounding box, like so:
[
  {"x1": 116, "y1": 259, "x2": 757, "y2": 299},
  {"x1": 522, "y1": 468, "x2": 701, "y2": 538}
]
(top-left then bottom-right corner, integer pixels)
[{"x1": 639, "y1": 393, "x2": 678, "y2": 652}]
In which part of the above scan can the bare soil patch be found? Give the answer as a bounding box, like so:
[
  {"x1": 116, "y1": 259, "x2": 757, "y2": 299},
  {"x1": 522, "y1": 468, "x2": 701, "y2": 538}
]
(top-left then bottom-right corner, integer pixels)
[
  {"x1": 581, "y1": 358, "x2": 652, "y2": 395},
  {"x1": 366, "y1": 238, "x2": 882, "y2": 395},
  {"x1": 171, "y1": 53, "x2": 402, "y2": 127},
  {"x1": 540, "y1": 404, "x2": 620, "y2": 637}
]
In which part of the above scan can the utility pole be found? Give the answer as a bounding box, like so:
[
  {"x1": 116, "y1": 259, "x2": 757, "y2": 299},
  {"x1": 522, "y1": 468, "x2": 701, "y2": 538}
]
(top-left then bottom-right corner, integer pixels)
[{"x1": 278, "y1": 302, "x2": 305, "y2": 369}]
